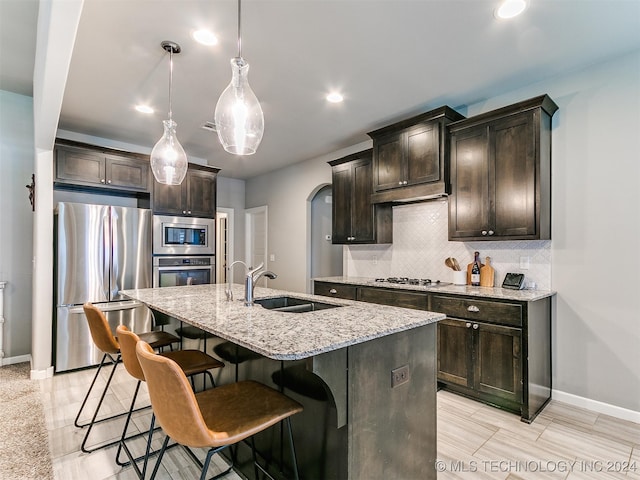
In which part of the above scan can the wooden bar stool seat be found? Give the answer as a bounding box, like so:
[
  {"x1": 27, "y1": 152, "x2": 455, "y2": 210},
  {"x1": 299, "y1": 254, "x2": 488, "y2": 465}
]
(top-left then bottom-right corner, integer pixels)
[
  {"x1": 74, "y1": 303, "x2": 181, "y2": 454},
  {"x1": 136, "y1": 340, "x2": 304, "y2": 480}
]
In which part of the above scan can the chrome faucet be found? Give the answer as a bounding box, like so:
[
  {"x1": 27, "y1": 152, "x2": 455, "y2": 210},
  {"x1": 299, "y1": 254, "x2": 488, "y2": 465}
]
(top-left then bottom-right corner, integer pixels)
[
  {"x1": 226, "y1": 260, "x2": 248, "y2": 301},
  {"x1": 244, "y1": 263, "x2": 277, "y2": 306}
]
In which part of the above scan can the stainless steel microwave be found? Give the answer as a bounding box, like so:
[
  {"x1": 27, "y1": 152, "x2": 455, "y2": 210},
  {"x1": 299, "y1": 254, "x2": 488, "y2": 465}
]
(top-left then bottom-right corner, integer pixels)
[{"x1": 153, "y1": 215, "x2": 215, "y2": 256}]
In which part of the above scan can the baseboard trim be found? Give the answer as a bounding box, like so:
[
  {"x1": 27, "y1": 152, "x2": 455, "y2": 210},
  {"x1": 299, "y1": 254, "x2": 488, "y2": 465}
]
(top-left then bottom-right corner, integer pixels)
[
  {"x1": 1, "y1": 354, "x2": 31, "y2": 367},
  {"x1": 553, "y1": 389, "x2": 640, "y2": 424},
  {"x1": 30, "y1": 365, "x2": 54, "y2": 380}
]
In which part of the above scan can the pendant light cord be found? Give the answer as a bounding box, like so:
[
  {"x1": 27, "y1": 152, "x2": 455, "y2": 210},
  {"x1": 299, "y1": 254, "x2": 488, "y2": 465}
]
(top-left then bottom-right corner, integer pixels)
[
  {"x1": 168, "y1": 48, "x2": 174, "y2": 121},
  {"x1": 237, "y1": 0, "x2": 242, "y2": 58}
]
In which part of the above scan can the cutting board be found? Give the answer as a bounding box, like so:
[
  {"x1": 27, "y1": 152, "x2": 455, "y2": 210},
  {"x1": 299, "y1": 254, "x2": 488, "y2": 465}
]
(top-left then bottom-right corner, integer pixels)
[
  {"x1": 466, "y1": 258, "x2": 485, "y2": 284},
  {"x1": 480, "y1": 256, "x2": 495, "y2": 287}
]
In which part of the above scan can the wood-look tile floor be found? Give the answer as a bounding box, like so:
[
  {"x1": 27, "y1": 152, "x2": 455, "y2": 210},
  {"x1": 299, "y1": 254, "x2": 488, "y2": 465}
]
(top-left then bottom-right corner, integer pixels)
[{"x1": 39, "y1": 366, "x2": 640, "y2": 479}]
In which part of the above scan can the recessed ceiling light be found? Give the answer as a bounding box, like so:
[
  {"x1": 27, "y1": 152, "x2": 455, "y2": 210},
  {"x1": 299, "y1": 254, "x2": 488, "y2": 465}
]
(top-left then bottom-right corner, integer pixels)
[
  {"x1": 135, "y1": 104, "x2": 154, "y2": 114},
  {"x1": 326, "y1": 92, "x2": 344, "y2": 103},
  {"x1": 495, "y1": 0, "x2": 528, "y2": 19},
  {"x1": 192, "y1": 29, "x2": 218, "y2": 46}
]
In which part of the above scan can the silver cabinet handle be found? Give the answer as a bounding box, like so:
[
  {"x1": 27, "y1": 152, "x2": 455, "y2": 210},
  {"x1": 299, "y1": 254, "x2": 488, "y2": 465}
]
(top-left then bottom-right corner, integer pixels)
[
  {"x1": 403, "y1": 180, "x2": 408, "y2": 185},
  {"x1": 481, "y1": 230, "x2": 488, "y2": 236},
  {"x1": 398, "y1": 181, "x2": 403, "y2": 185},
  {"x1": 182, "y1": 210, "x2": 187, "y2": 214},
  {"x1": 465, "y1": 322, "x2": 472, "y2": 328},
  {"x1": 467, "y1": 305, "x2": 480, "y2": 312},
  {"x1": 101, "y1": 178, "x2": 106, "y2": 183},
  {"x1": 329, "y1": 289, "x2": 337, "y2": 294},
  {"x1": 473, "y1": 323, "x2": 479, "y2": 329},
  {"x1": 187, "y1": 210, "x2": 192, "y2": 214},
  {"x1": 488, "y1": 230, "x2": 494, "y2": 235},
  {"x1": 107, "y1": 180, "x2": 112, "y2": 184}
]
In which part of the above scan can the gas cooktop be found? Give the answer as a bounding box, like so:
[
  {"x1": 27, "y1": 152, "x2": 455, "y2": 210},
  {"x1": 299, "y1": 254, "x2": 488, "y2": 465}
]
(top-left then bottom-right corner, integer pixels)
[{"x1": 374, "y1": 277, "x2": 452, "y2": 287}]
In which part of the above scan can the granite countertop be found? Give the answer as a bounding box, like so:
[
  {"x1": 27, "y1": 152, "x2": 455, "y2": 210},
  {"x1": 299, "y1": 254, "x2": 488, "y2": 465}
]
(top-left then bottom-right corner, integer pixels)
[
  {"x1": 314, "y1": 276, "x2": 556, "y2": 302},
  {"x1": 121, "y1": 283, "x2": 445, "y2": 361}
]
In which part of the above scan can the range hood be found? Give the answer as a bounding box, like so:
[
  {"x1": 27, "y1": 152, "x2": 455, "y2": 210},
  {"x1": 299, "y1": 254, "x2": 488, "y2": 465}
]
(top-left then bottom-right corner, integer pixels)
[{"x1": 370, "y1": 182, "x2": 448, "y2": 204}]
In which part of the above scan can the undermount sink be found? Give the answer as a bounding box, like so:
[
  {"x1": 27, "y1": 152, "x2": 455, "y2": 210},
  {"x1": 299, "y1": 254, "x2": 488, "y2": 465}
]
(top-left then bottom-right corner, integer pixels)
[{"x1": 255, "y1": 296, "x2": 342, "y2": 313}]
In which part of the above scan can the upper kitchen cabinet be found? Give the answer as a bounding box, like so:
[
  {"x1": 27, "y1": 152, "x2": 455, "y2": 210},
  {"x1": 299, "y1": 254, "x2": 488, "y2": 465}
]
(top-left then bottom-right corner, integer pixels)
[
  {"x1": 329, "y1": 150, "x2": 392, "y2": 245},
  {"x1": 448, "y1": 95, "x2": 558, "y2": 241},
  {"x1": 368, "y1": 106, "x2": 465, "y2": 203},
  {"x1": 54, "y1": 140, "x2": 150, "y2": 193},
  {"x1": 152, "y1": 164, "x2": 220, "y2": 218}
]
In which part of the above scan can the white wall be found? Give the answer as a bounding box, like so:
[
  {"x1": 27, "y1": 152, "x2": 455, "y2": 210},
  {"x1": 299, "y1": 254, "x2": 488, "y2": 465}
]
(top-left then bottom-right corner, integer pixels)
[
  {"x1": 217, "y1": 177, "x2": 246, "y2": 283},
  {"x1": 0, "y1": 90, "x2": 35, "y2": 361},
  {"x1": 244, "y1": 50, "x2": 640, "y2": 415},
  {"x1": 245, "y1": 141, "x2": 370, "y2": 292}
]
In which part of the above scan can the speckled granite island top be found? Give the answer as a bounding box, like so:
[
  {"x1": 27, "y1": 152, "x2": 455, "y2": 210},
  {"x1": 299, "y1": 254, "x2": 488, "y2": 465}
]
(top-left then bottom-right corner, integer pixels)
[
  {"x1": 121, "y1": 283, "x2": 445, "y2": 361},
  {"x1": 314, "y1": 276, "x2": 556, "y2": 301}
]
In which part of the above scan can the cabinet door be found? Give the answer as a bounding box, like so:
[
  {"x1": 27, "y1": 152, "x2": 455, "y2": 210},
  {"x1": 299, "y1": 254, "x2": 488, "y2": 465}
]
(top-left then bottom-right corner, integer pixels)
[
  {"x1": 475, "y1": 322, "x2": 522, "y2": 404},
  {"x1": 153, "y1": 182, "x2": 184, "y2": 215},
  {"x1": 350, "y1": 159, "x2": 374, "y2": 243},
  {"x1": 313, "y1": 281, "x2": 357, "y2": 300},
  {"x1": 372, "y1": 132, "x2": 403, "y2": 191},
  {"x1": 448, "y1": 126, "x2": 491, "y2": 238},
  {"x1": 331, "y1": 164, "x2": 352, "y2": 244},
  {"x1": 186, "y1": 169, "x2": 217, "y2": 218},
  {"x1": 491, "y1": 112, "x2": 536, "y2": 237},
  {"x1": 406, "y1": 123, "x2": 439, "y2": 186},
  {"x1": 105, "y1": 154, "x2": 150, "y2": 192},
  {"x1": 55, "y1": 146, "x2": 106, "y2": 186},
  {"x1": 437, "y1": 319, "x2": 473, "y2": 388}
]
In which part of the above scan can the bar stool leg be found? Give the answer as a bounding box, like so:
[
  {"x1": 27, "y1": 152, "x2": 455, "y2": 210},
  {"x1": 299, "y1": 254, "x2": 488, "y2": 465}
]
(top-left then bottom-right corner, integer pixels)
[
  {"x1": 74, "y1": 353, "x2": 113, "y2": 428},
  {"x1": 79, "y1": 353, "x2": 121, "y2": 453}
]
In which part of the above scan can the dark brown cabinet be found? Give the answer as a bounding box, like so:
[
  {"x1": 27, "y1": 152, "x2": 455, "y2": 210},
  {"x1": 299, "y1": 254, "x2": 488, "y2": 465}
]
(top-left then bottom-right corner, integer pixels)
[
  {"x1": 437, "y1": 317, "x2": 522, "y2": 406},
  {"x1": 431, "y1": 293, "x2": 550, "y2": 422},
  {"x1": 55, "y1": 142, "x2": 150, "y2": 193},
  {"x1": 153, "y1": 164, "x2": 219, "y2": 218},
  {"x1": 448, "y1": 95, "x2": 558, "y2": 241},
  {"x1": 328, "y1": 150, "x2": 392, "y2": 244},
  {"x1": 368, "y1": 106, "x2": 464, "y2": 204},
  {"x1": 313, "y1": 279, "x2": 552, "y2": 422}
]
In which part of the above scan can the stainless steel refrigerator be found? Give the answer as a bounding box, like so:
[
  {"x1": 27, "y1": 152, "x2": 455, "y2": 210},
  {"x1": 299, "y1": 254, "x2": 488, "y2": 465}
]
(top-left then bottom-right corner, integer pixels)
[{"x1": 54, "y1": 202, "x2": 153, "y2": 372}]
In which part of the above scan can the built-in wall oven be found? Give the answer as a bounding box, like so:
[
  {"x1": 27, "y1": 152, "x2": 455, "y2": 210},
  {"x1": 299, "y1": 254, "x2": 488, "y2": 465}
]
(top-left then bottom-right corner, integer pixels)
[
  {"x1": 153, "y1": 215, "x2": 216, "y2": 256},
  {"x1": 153, "y1": 256, "x2": 215, "y2": 287}
]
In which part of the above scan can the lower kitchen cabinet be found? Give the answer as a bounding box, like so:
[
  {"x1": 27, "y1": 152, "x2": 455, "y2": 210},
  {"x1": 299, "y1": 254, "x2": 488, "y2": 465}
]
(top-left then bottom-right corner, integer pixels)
[
  {"x1": 438, "y1": 318, "x2": 522, "y2": 406},
  {"x1": 431, "y1": 294, "x2": 550, "y2": 422},
  {"x1": 313, "y1": 280, "x2": 552, "y2": 422}
]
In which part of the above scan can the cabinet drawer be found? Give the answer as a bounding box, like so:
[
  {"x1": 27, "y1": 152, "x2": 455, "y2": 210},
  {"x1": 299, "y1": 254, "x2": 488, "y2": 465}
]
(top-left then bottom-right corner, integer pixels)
[
  {"x1": 431, "y1": 295, "x2": 522, "y2": 327},
  {"x1": 358, "y1": 287, "x2": 427, "y2": 310},
  {"x1": 314, "y1": 282, "x2": 357, "y2": 300}
]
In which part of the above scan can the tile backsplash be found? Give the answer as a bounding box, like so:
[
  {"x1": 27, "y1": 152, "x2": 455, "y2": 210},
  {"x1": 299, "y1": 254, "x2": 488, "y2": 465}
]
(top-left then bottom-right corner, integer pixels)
[{"x1": 344, "y1": 200, "x2": 551, "y2": 290}]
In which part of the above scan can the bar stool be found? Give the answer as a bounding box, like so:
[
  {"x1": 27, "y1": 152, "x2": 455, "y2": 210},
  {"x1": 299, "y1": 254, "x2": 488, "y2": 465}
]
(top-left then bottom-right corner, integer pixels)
[
  {"x1": 213, "y1": 341, "x2": 262, "y2": 381},
  {"x1": 74, "y1": 303, "x2": 180, "y2": 454},
  {"x1": 136, "y1": 340, "x2": 304, "y2": 480},
  {"x1": 115, "y1": 325, "x2": 225, "y2": 479}
]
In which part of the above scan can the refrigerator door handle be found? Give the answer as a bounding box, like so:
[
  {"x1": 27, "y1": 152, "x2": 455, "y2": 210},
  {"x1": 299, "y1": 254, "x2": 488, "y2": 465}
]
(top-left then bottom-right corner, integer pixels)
[
  {"x1": 67, "y1": 300, "x2": 143, "y2": 315},
  {"x1": 110, "y1": 208, "x2": 119, "y2": 299},
  {"x1": 102, "y1": 211, "x2": 111, "y2": 300}
]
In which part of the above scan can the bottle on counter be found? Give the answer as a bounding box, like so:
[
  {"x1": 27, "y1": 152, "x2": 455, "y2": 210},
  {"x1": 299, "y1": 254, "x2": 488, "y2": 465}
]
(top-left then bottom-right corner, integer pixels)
[{"x1": 471, "y1": 251, "x2": 481, "y2": 286}]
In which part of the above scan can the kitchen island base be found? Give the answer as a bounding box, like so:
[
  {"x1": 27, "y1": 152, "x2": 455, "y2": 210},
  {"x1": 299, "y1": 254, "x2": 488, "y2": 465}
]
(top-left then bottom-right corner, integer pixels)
[{"x1": 212, "y1": 323, "x2": 437, "y2": 480}]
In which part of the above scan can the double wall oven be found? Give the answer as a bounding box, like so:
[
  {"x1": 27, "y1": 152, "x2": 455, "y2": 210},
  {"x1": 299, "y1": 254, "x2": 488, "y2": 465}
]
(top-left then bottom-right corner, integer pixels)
[{"x1": 152, "y1": 215, "x2": 216, "y2": 287}]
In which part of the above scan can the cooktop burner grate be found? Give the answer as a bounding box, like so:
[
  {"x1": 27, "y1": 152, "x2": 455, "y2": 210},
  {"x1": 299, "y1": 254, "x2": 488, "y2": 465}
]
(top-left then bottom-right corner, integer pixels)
[{"x1": 374, "y1": 277, "x2": 452, "y2": 287}]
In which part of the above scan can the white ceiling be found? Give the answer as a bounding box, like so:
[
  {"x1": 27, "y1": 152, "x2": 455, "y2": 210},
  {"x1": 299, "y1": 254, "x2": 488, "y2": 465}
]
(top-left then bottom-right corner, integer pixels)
[{"x1": 2, "y1": 1, "x2": 640, "y2": 179}]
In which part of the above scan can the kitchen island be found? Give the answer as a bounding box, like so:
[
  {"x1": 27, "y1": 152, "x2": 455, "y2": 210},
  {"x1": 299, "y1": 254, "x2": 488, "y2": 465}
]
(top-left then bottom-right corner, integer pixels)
[{"x1": 122, "y1": 283, "x2": 445, "y2": 480}]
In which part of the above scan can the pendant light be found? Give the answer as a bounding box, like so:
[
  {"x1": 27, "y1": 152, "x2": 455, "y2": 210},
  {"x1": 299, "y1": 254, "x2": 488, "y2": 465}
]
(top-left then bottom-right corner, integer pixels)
[
  {"x1": 150, "y1": 41, "x2": 188, "y2": 185},
  {"x1": 214, "y1": 0, "x2": 264, "y2": 155}
]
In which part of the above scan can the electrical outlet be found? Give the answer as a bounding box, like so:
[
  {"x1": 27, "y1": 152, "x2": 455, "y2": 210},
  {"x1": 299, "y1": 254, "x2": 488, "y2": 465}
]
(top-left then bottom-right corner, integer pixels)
[
  {"x1": 520, "y1": 256, "x2": 530, "y2": 270},
  {"x1": 269, "y1": 254, "x2": 276, "y2": 262},
  {"x1": 391, "y1": 365, "x2": 410, "y2": 388},
  {"x1": 325, "y1": 234, "x2": 331, "y2": 241}
]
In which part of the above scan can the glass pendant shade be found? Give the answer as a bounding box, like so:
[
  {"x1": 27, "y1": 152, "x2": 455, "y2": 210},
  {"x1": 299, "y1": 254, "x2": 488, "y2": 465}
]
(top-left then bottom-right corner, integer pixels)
[
  {"x1": 150, "y1": 119, "x2": 188, "y2": 185},
  {"x1": 214, "y1": 57, "x2": 264, "y2": 155}
]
